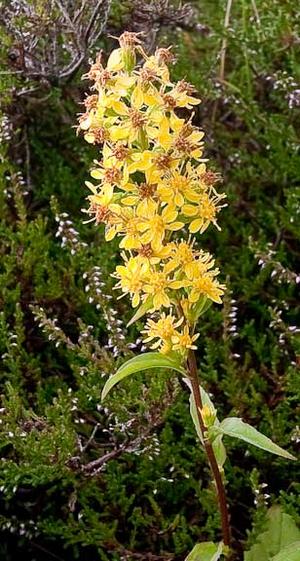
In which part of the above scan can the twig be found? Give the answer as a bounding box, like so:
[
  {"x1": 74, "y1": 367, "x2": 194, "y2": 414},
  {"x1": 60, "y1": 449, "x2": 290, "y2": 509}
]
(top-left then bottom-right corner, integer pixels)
[
  {"x1": 59, "y1": 53, "x2": 86, "y2": 80},
  {"x1": 1, "y1": 0, "x2": 112, "y2": 85},
  {"x1": 80, "y1": 423, "x2": 99, "y2": 453},
  {"x1": 251, "y1": 0, "x2": 260, "y2": 25},
  {"x1": 90, "y1": 0, "x2": 112, "y2": 48},
  {"x1": 74, "y1": 0, "x2": 89, "y2": 23},
  {"x1": 84, "y1": 0, "x2": 107, "y2": 44},
  {"x1": 211, "y1": 0, "x2": 234, "y2": 123},
  {"x1": 29, "y1": 541, "x2": 66, "y2": 561},
  {"x1": 54, "y1": 0, "x2": 78, "y2": 36},
  {"x1": 24, "y1": 124, "x2": 32, "y2": 191},
  {"x1": 83, "y1": 445, "x2": 126, "y2": 473},
  {"x1": 106, "y1": 543, "x2": 174, "y2": 560}
]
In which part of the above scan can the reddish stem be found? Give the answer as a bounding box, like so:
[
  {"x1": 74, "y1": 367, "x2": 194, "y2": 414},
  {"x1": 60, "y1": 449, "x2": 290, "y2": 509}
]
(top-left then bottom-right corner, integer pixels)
[{"x1": 187, "y1": 350, "x2": 231, "y2": 547}]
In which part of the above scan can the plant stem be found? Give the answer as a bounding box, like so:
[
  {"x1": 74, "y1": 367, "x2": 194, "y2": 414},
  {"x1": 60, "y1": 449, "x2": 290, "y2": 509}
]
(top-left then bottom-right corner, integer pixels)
[
  {"x1": 187, "y1": 350, "x2": 231, "y2": 547},
  {"x1": 219, "y1": 0, "x2": 234, "y2": 82}
]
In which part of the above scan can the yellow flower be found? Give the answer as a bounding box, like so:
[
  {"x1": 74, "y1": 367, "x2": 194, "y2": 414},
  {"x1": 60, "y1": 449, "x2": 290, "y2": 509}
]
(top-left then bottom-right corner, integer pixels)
[
  {"x1": 114, "y1": 256, "x2": 149, "y2": 307},
  {"x1": 115, "y1": 207, "x2": 143, "y2": 250},
  {"x1": 137, "y1": 204, "x2": 184, "y2": 251},
  {"x1": 150, "y1": 115, "x2": 172, "y2": 149},
  {"x1": 102, "y1": 142, "x2": 131, "y2": 165},
  {"x1": 90, "y1": 159, "x2": 126, "y2": 187},
  {"x1": 188, "y1": 273, "x2": 225, "y2": 304},
  {"x1": 170, "y1": 80, "x2": 201, "y2": 108},
  {"x1": 182, "y1": 248, "x2": 216, "y2": 279},
  {"x1": 179, "y1": 298, "x2": 193, "y2": 319},
  {"x1": 81, "y1": 34, "x2": 227, "y2": 355},
  {"x1": 172, "y1": 125, "x2": 204, "y2": 161},
  {"x1": 142, "y1": 48, "x2": 172, "y2": 83},
  {"x1": 157, "y1": 169, "x2": 201, "y2": 209},
  {"x1": 182, "y1": 190, "x2": 227, "y2": 234},
  {"x1": 121, "y1": 180, "x2": 158, "y2": 215},
  {"x1": 143, "y1": 269, "x2": 184, "y2": 311},
  {"x1": 132, "y1": 80, "x2": 163, "y2": 108},
  {"x1": 127, "y1": 150, "x2": 154, "y2": 173},
  {"x1": 142, "y1": 313, "x2": 183, "y2": 353},
  {"x1": 110, "y1": 74, "x2": 136, "y2": 96},
  {"x1": 109, "y1": 31, "x2": 145, "y2": 73},
  {"x1": 83, "y1": 183, "x2": 117, "y2": 228},
  {"x1": 157, "y1": 117, "x2": 204, "y2": 161},
  {"x1": 171, "y1": 325, "x2": 200, "y2": 353},
  {"x1": 78, "y1": 109, "x2": 118, "y2": 143},
  {"x1": 106, "y1": 48, "x2": 124, "y2": 72},
  {"x1": 148, "y1": 80, "x2": 200, "y2": 113},
  {"x1": 109, "y1": 103, "x2": 159, "y2": 145},
  {"x1": 136, "y1": 244, "x2": 172, "y2": 266},
  {"x1": 164, "y1": 240, "x2": 196, "y2": 276}
]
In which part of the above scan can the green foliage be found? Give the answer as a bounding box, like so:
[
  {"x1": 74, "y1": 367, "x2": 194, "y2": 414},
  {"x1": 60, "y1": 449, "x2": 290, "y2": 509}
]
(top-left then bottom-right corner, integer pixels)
[
  {"x1": 186, "y1": 380, "x2": 227, "y2": 470},
  {"x1": 244, "y1": 506, "x2": 300, "y2": 561},
  {"x1": 186, "y1": 541, "x2": 224, "y2": 561},
  {"x1": 0, "y1": 0, "x2": 299, "y2": 559},
  {"x1": 215, "y1": 417, "x2": 296, "y2": 460},
  {"x1": 102, "y1": 352, "x2": 186, "y2": 399}
]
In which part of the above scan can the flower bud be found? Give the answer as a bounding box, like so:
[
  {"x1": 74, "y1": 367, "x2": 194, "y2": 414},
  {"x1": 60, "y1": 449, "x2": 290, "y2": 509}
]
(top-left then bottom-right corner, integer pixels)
[
  {"x1": 201, "y1": 404, "x2": 216, "y2": 427},
  {"x1": 118, "y1": 32, "x2": 142, "y2": 73}
]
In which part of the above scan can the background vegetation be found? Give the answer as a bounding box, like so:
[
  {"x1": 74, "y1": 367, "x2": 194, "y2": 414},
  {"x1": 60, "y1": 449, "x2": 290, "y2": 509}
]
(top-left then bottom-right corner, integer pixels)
[{"x1": 0, "y1": 1, "x2": 299, "y2": 559}]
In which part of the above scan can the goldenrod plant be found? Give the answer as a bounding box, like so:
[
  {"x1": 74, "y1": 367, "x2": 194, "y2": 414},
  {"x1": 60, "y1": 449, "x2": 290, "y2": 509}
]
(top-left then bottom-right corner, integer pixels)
[{"x1": 79, "y1": 32, "x2": 296, "y2": 559}]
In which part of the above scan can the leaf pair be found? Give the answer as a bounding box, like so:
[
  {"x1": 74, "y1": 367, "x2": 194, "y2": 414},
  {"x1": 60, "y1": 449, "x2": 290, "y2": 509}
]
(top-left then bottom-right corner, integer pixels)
[{"x1": 101, "y1": 352, "x2": 296, "y2": 461}]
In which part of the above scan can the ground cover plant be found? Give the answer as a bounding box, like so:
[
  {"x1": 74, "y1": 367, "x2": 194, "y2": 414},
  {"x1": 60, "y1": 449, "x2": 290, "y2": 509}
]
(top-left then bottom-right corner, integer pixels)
[{"x1": 0, "y1": 1, "x2": 299, "y2": 560}]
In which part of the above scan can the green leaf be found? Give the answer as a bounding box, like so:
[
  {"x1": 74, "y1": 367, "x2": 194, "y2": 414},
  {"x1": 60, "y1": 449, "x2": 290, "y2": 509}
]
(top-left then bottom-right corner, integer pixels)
[
  {"x1": 272, "y1": 542, "x2": 300, "y2": 561},
  {"x1": 184, "y1": 379, "x2": 211, "y2": 442},
  {"x1": 102, "y1": 352, "x2": 185, "y2": 400},
  {"x1": 184, "y1": 379, "x2": 226, "y2": 469},
  {"x1": 212, "y1": 434, "x2": 227, "y2": 471},
  {"x1": 244, "y1": 507, "x2": 300, "y2": 561},
  {"x1": 195, "y1": 296, "x2": 212, "y2": 318},
  {"x1": 219, "y1": 417, "x2": 296, "y2": 460},
  {"x1": 189, "y1": 296, "x2": 213, "y2": 322},
  {"x1": 186, "y1": 541, "x2": 223, "y2": 561},
  {"x1": 126, "y1": 298, "x2": 153, "y2": 327}
]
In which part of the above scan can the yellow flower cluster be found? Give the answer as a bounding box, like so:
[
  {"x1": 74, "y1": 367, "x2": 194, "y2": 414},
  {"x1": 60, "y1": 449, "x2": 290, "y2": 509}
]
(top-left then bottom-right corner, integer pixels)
[{"x1": 79, "y1": 32, "x2": 226, "y2": 359}]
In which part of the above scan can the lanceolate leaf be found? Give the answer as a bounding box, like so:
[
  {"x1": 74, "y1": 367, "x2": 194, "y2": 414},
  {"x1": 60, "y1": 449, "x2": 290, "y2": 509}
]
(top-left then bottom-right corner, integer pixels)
[
  {"x1": 126, "y1": 298, "x2": 153, "y2": 327},
  {"x1": 193, "y1": 296, "x2": 212, "y2": 320},
  {"x1": 212, "y1": 434, "x2": 227, "y2": 471},
  {"x1": 102, "y1": 352, "x2": 185, "y2": 400},
  {"x1": 185, "y1": 541, "x2": 224, "y2": 561},
  {"x1": 219, "y1": 417, "x2": 296, "y2": 460}
]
